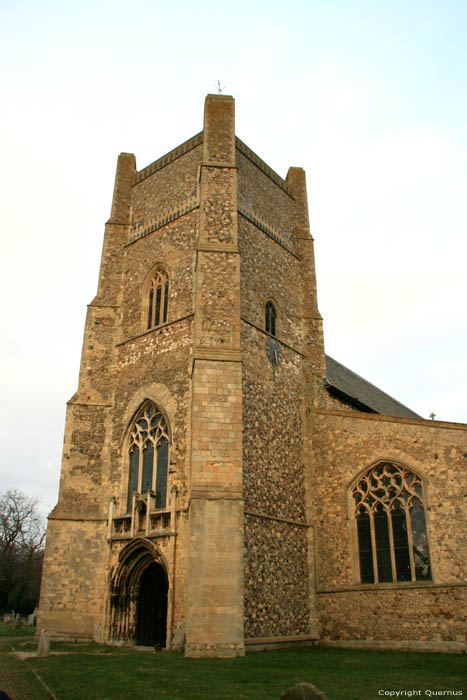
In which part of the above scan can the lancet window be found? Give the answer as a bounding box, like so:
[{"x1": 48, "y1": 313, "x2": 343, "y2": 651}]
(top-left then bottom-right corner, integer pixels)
[
  {"x1": 265, "y1": 301, "x2": 277, "y2": 336},
  {"x1": 146, "y1": 269, "x2": 169, "y2": 330},
  {"x1": 352, "y1": 462, "x2": 431, "y2": 584},
  {"x1": 127, "y1": 402, "x2": 169, "y2": 513}
]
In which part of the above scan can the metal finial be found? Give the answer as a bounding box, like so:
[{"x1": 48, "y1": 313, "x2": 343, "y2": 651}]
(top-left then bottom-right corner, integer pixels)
[{"x1": 215, "y1": 80, "x2": 226, "y2": 94}]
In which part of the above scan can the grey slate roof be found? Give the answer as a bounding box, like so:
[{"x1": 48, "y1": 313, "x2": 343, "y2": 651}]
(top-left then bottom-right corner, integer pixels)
[{"x1": 325, "y1": 355, "x2": 421, "y2": 418}]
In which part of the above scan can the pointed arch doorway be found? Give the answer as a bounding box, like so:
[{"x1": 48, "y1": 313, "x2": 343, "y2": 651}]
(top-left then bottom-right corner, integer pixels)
[
  {"x1": 136, "y1": 561, "x2": 168, "y2": 648},
  {"x1": 110, "y1": 540, "x2": 170, "y2": 649}
]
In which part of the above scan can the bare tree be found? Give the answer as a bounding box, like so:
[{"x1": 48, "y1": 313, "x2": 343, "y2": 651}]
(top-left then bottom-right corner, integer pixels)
[{"x1": 0, "y1": 490, "x2": 46, "y2": 614}]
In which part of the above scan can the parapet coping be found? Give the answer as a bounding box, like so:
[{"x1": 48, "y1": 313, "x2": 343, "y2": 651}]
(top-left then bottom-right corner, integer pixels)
[
  {"x1": 235, "y1": 137, "x2": 293, "y2": 197},
  {"x1": 133, "y1": 132, "x2": 294, "y2": 199},
  {"x1": 135, "y1": 132, "x2": 204, "y2": 184},
  {"x1": 317, "y1": 582, "x2": 467, "y2": 594},
  {"x1": 315, "y1": 408, "x2": 467, "y2": 430}
]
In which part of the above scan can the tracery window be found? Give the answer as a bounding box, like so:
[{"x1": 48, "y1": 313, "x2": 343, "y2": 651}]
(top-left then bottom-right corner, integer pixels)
[
  {"x1": 352, "y1": 462, "x2": 431, "y2": 584},
  {"x1": 146, "y1": 269, "x2": 169, "y2": 330},
  {"x1": 265, "y1": 301, "x2": 277, "y2": 336},
  {"x1": 127, "y1": 401, "x2": 169, "y2": 513}
]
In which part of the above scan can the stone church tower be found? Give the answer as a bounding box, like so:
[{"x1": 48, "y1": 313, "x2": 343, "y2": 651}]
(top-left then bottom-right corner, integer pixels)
[{"x1": 38, "y1": 95, "x2": 466, "y2": 655}]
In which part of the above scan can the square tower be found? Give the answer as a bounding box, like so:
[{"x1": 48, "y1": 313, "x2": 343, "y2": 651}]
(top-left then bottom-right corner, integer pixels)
[{"x1": 38, "y1": 94, "x2": 324, "y2": 657}]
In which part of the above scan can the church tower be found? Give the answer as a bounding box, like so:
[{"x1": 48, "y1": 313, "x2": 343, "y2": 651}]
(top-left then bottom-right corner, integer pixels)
[{"x1": 38, "y1": 94, "x2": 325, "y2": 656}]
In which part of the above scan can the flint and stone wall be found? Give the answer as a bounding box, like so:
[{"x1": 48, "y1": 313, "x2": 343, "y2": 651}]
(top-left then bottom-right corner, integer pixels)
[
  {"x1": 238, "y1": 148, "x2": 319, "y2": 641},
  {"x1": 312, "y1": 409, "x2": 467, "y2": 648}
]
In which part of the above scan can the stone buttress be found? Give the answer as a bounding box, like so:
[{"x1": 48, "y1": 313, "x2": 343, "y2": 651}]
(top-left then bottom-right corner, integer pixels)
[
  {"x1": 38, "y1": 153, "x2": 136, "y2": 640},
  {"x1": 185, "y1": 95, "x2": 245, "y2": 657}
]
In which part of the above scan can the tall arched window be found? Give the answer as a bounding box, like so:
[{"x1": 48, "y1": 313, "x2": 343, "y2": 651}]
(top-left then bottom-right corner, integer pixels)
[
  {"x1": 352, "y1": 462, "x2": 431, "y2": 584},
  {"x1": 127, "y1": 401, "x2": 169, "y2": 513},
  {"x1": 265, "y1": 301, "x2": 277, "y2": 336},
  {"x1": 146, "y1": 269, "x2": 169, "y2": 330}
]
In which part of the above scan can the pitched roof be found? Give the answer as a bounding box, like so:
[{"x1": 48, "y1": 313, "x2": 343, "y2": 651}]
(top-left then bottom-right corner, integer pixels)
[{"x1": 325, "y1": 355, "x2": 421, "y2": 418}]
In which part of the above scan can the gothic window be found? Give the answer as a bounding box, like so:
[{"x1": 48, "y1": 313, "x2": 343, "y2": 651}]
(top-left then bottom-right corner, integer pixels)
[
  {"x1": 146, "y1": 269, "x2": 169, "y2": 330},
  {"x1": 352, "y1": 462, "x2": 431, "y2": 584},
  {"x1": 265, "y1": 301, "x2": 277, "y2": 336},
  {"x1": 127, "y1": 401, "x2": 169, "y2": 513}
]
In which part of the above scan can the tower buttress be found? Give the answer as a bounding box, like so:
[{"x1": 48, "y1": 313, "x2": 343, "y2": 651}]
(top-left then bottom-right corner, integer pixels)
[
  {"x1": 54, "y1": 153, "x2": 136, "y2": 517},
  {"x1": 185, "y1": 94, "x2": 245, "y2": 657},
  {"x1": 286, "y1": 166, "x2": 325, "y2": 380},
  {"x1": 287, "y1": 166, "x2": 323, "y2": 637}
]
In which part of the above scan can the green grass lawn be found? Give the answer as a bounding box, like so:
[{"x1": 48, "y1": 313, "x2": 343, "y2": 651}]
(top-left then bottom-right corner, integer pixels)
[
  {"x1": 0, "y1": 619, "x2": 36, "y2": 636},
  {"x1": 6, "y1": 639, "x2": 466, "y2": 700}
]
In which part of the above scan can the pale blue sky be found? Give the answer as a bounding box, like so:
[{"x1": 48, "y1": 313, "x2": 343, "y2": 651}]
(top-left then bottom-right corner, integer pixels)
[{"x1": 1, "y1": 0, "x2": 466, "y2": 514}]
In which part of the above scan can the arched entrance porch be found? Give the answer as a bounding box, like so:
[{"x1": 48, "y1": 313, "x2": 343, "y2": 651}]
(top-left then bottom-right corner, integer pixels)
[{"x1": 109, "y1": 538, "x2": 169, "y2": 648}]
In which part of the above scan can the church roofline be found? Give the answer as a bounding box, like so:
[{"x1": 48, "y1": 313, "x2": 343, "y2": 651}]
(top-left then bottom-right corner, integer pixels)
[{"x1": 325, "y1": 354, "x2": 421, "y2": 419}]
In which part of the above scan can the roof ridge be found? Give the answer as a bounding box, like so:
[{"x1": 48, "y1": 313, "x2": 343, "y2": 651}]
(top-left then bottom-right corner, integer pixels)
[{"x1": 325, "y1": 354, "x2": 420, "y2": 418}]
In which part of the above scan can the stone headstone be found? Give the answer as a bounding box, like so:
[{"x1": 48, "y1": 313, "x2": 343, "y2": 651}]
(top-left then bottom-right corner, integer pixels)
[
  {"x1": 280, "y1": 682, "x2": 329, "y2": 700},
  {"x1": 27, "y1": 613, "x2": 35, "y2": 626},
  {"x1": 0, "y1": 690, "x2": 14, "y2": 700},
  {"x1": 171, "y1": 623, "x2": 186, "y2": 653},
  {"x1": 14, "y1": 613, "x2": 21, "y2": 630},
  {"x1": 37, "y1": 628, "x2": 51, "y2": 657}
]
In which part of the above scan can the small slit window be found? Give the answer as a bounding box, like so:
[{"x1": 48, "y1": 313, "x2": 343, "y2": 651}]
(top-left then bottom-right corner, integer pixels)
[
  {"x1": 147, "y1": 270, "x2": 169, "y2": 329},
  {"x1": 352, "y1": 462, "x2": 431, "y2": 584},
  {"x1": 265, "y1": 301, "x2": 277, "y2": 336}
]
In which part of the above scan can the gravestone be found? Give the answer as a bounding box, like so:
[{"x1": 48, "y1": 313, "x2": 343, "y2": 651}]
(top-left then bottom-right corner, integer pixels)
[
  {"x1": 0, "y1": 691, "x2": 14, "y2": 700},
  {"x1": 171, "y1": 623, "x2": 186, "y2": 652},
  {"x1": 14, "y1": 613, "x2": 21, "y2": 630},
  {"x1": 37, "y1": 628, "x2": 51, "y2": 657},
  {"x1": 280, "y1": 682, "x2": 329, "y2": 700}
]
